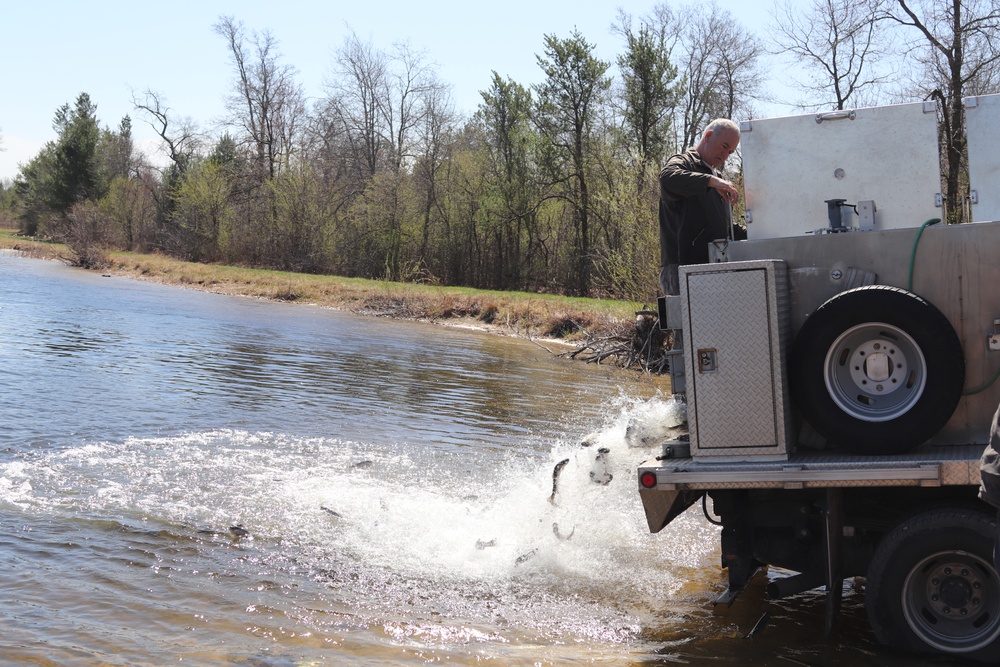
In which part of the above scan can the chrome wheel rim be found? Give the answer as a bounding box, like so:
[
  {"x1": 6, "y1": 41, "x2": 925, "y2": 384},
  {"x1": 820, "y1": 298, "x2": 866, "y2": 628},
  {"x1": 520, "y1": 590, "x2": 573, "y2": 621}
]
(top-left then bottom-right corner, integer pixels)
[
  {"x1": 823, "y1": 322, "x2": 926, "y2": 422},
  {"x1": 901, "y1": 550, "x2": 1000, "y2": 653}
]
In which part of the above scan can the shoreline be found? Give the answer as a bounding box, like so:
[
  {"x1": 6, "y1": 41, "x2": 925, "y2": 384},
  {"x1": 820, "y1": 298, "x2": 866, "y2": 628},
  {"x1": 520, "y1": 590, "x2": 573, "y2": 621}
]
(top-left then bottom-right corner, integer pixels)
[
  {"x1": 102, "y1": 255, "x2": 610, "y2": 348},
  {"x1": 112, "y1": 259, "x2": 578, "y2": 349},
  {"x1": 0, "y1": 233, "x2": 664, "y2": 373}
]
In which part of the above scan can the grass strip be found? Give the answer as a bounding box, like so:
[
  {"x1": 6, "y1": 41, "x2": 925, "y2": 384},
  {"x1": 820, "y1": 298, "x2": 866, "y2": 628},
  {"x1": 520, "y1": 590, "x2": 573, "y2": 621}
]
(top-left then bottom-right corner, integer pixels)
[{"x1": 0, "y1": 229, "x2": 645, "y2": 343}]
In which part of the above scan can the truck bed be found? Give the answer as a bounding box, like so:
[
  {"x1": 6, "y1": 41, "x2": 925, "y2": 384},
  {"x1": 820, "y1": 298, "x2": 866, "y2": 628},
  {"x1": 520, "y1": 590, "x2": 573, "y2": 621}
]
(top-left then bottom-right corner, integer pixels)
[{"x1": 639, "y1": 443, "x2": 984, "y2": 491}]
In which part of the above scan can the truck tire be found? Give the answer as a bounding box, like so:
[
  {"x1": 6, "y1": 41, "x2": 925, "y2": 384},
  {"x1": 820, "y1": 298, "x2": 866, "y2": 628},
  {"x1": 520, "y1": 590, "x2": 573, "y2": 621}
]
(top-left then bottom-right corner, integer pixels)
[
  {"x1": 866, "y1": 507, "x2": 1000, "y2": 661},
  {"x1": 790, "y1": 285, "x2": 964, "y2": 454}
]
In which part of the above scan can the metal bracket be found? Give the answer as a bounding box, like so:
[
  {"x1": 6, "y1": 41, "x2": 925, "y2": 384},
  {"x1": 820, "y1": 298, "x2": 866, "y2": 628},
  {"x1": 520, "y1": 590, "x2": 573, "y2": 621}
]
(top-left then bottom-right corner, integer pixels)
[
  {"x1": 711, "y1": 239, "x2": 730, "y2": 260},
  {"x1": 990, "y1": 319, "x2": 1000, "y2": 351},
  {"x1": 658, "y1": 439, "x2": 691, "y2": 460},
  {"x1": 857, "y1": 200, "x2": 876, "y2": 230},
  {"x1": 823, "y1": 489, "x2": 844, "y2": 639}
]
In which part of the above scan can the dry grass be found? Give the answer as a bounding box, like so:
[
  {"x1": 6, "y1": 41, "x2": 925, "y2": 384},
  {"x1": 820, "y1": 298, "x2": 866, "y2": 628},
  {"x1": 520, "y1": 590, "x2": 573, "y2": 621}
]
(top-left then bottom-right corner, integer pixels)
[
  {"x1": 0, "y1": 229, "x2": 646, "y2": 345},
  {"x1": 0, "y1": 233, "x2": 68, "y2": 259}
]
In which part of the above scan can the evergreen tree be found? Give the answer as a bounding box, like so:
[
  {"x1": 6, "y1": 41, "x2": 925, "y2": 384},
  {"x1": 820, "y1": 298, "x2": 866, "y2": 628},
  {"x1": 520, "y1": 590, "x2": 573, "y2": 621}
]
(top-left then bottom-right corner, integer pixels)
[
  {"x1": 534, "y1": 31, "x2": 612, "y2": 294},
  {"x1": 48, "y1": 92, "x2": 102, "y2": 213},
  {"x1": 476, "y1": 73, "x2": 538, "y2": 288},
  {"x1": 618, "y1": 21, "x2": 682, "y2": 173}
]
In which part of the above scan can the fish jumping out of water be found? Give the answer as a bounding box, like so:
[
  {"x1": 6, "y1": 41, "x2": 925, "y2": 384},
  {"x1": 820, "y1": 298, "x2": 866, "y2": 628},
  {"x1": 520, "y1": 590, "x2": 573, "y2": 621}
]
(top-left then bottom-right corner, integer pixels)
[
  {"x1": 515, "y1": 548, "x2": 538, "y2": 565},
  {"x1": 549, "y1": 458, "x2": 570, "y2": 505},
  {"x1": 229, "y1": 524, "x2": 249, "y2": 538},
  {"x1": 589, "y1": 447, "x2": 613, "y2": 485},
  {"x1": 549, "y1": 444, "x2": 614, "y2": 504},
  {"x1": 552, "y1": 522, "x2": 575, "y2": 541}
]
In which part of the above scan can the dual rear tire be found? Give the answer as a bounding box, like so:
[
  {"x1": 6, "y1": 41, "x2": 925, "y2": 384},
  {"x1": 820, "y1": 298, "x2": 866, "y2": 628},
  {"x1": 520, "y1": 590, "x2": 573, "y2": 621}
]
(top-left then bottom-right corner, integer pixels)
[{"x1": 867, "y1": 508, "x2": 1000, "y2": 661}]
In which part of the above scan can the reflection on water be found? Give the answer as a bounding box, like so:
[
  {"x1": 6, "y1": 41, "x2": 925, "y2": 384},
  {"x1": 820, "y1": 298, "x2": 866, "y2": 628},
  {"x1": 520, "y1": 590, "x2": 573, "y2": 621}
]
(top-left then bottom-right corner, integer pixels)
[
  {"x1": 0, "y1": 256, "x2": 957, "y2": 666},
  {"x1": 1, "y1": 257, "x2": 628, "y2": 450},
  {"x1": 38, "y1": 322, "x2": 125, "y2": 357}
]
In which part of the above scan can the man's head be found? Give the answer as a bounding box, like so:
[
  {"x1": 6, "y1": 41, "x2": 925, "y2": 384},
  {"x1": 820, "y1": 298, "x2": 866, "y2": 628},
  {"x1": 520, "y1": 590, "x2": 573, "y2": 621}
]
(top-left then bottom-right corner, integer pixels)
[{"x1": 696, "y1": 118, "x2": 740, "y2": 169}]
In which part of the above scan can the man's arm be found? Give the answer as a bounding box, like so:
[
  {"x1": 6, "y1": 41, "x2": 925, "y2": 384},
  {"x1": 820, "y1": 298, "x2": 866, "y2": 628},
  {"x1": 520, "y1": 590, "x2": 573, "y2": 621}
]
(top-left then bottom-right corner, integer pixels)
[
  {"x1": 659, "y1": 154, "x2": 712, "y2": 200},
  {"x1": 660, "y1": 153, "x2": 740, "y2": 205},
  {"x1": 708, "y1": 174, "x2": 739, "y2": 205}
]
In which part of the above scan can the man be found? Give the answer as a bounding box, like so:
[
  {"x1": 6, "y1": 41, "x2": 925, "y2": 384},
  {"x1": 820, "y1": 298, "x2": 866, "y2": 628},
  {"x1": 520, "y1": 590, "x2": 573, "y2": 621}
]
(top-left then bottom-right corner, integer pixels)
[
  {"x1": 979, "y1": 403, "x2": 1000, "y2": 571},
  {"x1": 658, "y1": 118, "x2": 743, "y2": 295}
]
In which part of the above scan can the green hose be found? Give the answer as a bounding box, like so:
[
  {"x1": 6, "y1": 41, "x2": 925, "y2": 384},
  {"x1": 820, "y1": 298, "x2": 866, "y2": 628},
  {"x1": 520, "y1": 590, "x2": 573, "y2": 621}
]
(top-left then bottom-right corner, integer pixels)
[
  {"x1": 907, "y1": 218, "x2": 940, "y2": 292},
  {"x1": 964, "y1": 363, "x2": 1000, "y2": 396}
]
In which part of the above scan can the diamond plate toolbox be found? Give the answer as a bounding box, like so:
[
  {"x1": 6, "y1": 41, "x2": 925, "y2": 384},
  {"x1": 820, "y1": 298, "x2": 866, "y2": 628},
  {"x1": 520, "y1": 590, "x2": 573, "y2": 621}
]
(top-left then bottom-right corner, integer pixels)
[{"x1": 679, "y1": 260, "x2": 792, "y2": 460}]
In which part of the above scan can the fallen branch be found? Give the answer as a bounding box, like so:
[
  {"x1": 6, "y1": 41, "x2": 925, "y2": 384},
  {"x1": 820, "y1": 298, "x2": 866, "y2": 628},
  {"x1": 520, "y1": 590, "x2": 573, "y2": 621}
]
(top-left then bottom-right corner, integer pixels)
[{"x1": 557, "y1": 311, "x2": 670, "y2": 373}]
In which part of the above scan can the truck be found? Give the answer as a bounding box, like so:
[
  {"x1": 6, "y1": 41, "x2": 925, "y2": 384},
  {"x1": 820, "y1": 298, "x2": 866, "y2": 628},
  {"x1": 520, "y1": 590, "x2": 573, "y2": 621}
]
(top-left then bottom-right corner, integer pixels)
[{"x1": 638, "y1": 97, "x2": 1000, "y2": 661}]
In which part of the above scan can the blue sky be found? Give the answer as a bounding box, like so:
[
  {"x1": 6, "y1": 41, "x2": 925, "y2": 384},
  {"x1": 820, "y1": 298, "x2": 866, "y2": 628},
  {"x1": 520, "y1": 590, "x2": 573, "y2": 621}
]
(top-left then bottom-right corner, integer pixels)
[{"x1": 0, "y1": 0, "x2": 791, "y2": 181}]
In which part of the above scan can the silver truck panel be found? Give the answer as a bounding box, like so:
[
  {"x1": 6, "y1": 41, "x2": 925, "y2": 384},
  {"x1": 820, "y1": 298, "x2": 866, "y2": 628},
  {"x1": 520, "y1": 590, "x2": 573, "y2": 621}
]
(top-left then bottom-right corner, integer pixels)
[
  {"x1": 640, "y1": 445, "x2": 982, "y2": 490},
  {"x1": 679, "y1": 260, "x2": 793, "y2": 459},
  {"x1": 966, "y1": 94, "x2": 1000, "y2": 223},
  {"x1": 740, "y1": 101, "x2": 940, "y2": 240},
  {"x1": 713, "y1": 221, "x2": 1000, "y2": 445}
]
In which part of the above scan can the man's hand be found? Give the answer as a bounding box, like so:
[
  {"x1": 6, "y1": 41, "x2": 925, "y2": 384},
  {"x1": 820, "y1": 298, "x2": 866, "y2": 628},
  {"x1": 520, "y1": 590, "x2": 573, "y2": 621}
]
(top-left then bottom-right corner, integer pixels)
[{"x1": 709, "y1": 176, "x2": 740, "y2": 206}]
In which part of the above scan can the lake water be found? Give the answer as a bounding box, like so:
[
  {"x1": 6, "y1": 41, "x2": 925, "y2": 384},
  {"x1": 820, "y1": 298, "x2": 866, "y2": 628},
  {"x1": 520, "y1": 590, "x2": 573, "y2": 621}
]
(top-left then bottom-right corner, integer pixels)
[{"x1": 0, "y1": 254, "x2": 962, "y2": 666}]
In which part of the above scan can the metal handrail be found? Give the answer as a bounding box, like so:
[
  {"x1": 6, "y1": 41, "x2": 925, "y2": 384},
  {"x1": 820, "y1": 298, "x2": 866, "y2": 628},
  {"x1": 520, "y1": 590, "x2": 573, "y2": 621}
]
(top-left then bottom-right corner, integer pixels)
[{"x1": 815, "y1": 110, "x2": 857, "y2": 124}]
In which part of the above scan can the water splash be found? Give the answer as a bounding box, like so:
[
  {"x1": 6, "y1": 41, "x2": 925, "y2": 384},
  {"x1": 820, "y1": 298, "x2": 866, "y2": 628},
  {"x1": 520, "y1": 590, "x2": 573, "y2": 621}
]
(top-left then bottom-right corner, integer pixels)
[{"x1": 0, "y1": 395, "x2": 721, "y2": 649}]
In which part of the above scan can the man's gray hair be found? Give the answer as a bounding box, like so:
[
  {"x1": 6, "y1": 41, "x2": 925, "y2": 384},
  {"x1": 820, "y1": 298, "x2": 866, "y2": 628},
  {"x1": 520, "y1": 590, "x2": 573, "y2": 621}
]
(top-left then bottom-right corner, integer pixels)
[{"x1": 704, "y1": 118, "x2": 740, "y2": 137}]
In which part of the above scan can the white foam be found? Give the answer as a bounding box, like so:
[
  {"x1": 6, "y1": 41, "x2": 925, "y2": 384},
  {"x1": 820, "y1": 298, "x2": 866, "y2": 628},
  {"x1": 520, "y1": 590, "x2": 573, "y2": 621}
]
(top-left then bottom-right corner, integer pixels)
[{"x1": 4, "y1": 396, "x2": 719, "y2": 622}]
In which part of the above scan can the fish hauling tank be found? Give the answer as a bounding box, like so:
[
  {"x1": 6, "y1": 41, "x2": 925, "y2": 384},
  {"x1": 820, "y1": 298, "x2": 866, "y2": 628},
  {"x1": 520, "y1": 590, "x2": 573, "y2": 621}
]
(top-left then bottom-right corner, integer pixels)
[{"x1": 640, "y1": 95, "x2": 1000, "y2": 661}]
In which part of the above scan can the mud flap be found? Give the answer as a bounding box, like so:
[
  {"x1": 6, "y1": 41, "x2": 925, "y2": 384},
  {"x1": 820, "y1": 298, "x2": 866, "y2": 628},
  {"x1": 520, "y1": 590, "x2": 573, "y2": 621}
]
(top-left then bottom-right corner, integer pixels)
[{"x1": 639, "y1": 488, "x2": 704, "y2": 533}]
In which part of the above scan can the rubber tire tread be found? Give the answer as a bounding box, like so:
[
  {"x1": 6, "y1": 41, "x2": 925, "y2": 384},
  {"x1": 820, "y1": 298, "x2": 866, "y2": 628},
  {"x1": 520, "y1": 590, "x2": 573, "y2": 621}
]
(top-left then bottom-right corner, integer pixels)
[
  {"x1": 866, "y1": 507, "x2": 1000, "y2": 662},
  {"x1": 791, "y1": 285, "x2": 964, "y2": 454}
]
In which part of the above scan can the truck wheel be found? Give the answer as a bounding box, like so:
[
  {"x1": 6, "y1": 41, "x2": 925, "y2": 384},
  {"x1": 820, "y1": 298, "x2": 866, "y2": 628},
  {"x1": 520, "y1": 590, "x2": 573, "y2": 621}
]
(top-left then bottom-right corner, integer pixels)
[
  {"x1": 791, "y1": 285, "x2": 964, "y2": 454},
  {"x1": 866, "y1": 507, "x2": 1000, "y2": 661}
]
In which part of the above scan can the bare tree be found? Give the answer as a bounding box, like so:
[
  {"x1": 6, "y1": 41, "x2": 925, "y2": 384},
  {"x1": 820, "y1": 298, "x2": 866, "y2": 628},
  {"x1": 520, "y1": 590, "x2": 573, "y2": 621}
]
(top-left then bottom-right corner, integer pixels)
[
  {"x1": 881, "y1": 0, "x2": 1000, "y2": 222},
  {"x1": 320, "y1": 31, "x2": 448, "y2": 278},
  {"x1": 213, "y1": 16, "x2": 305, "y2": 180},
  {"x1": 771, "y1": 0, "x2": 891, "y2": 110},
  {"x1": 325, "y1": 31, "x2": 391, "y2": 179},
  {"x1": 675, "y1": 2, "x2": 767, "y2": 148},
  {"x1": 132, "y1": 89, "x2": 201, "y2": 173},
  {"x1": 413, "y1": 80, "x2": 456, "y2": 263},
  {"x1": 383, "y1": 41, "x2": 442, "y2": 174},
  {"x1": 324, "y1": 33, "x2": 442, "y2": 176}
]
